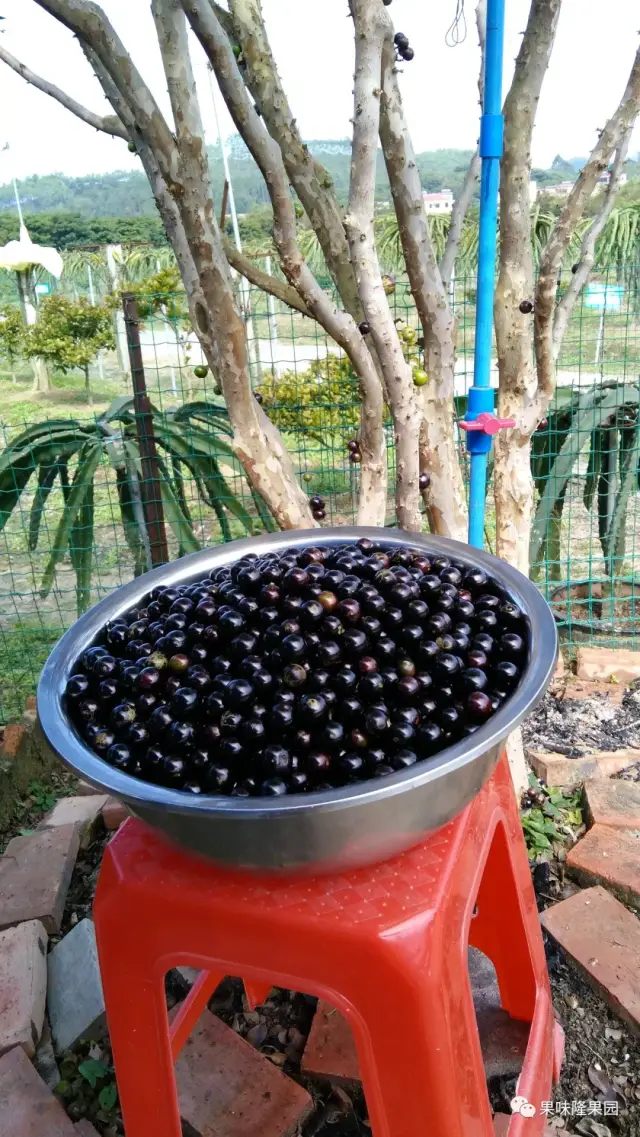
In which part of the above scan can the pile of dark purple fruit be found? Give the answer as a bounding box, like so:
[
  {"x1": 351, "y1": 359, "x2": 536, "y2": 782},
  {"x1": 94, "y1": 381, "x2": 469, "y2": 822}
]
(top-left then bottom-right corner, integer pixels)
[{"x1": 65, "y1": 539, "x2": 528, "y2": 799}]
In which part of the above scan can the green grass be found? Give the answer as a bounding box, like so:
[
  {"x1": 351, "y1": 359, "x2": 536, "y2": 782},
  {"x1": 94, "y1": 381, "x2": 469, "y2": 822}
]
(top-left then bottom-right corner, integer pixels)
[{"x1": 0, "y1": 621, "x2": 63, "y2": 722}]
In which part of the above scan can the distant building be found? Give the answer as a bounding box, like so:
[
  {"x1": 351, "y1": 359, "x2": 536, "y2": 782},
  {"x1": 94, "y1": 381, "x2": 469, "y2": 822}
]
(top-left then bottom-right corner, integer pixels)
[
  {"x1": 422, "y1": 188, "x2": 454, "y2": 215},
  {"x1": 545, "y1": 180, "x2": 575, "y2": 197},
  {"x1": 597, "y1": 168, "x2": 628, "y2": 189},
  {"x1": 529, "y1": 180, "x2": 538, "y2": 203}
]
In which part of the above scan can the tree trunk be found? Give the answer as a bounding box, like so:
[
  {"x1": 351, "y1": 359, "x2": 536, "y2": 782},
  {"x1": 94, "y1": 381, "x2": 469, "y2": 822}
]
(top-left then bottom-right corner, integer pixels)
[{"x1": 16, "y1": 270, "x2": 51, "y2": 393}]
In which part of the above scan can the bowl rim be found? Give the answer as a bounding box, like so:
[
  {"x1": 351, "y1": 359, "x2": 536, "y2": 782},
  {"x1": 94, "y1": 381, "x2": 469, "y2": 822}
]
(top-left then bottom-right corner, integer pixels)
[{"x1": 37, "y1": 527, "x2": 557, "y2": 819}]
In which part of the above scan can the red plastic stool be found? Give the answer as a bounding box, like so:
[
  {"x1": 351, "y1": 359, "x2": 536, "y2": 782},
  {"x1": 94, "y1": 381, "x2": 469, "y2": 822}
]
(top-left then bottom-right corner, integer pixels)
[{"x1": 94, "y1": 752, "x2": 563, "y2": 1137}]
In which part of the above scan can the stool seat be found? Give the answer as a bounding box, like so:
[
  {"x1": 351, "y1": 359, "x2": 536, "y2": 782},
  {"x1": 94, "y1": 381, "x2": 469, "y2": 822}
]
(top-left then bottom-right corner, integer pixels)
[{"x1": 94, "y1": 753, "x2": 563, "y2": 1137}]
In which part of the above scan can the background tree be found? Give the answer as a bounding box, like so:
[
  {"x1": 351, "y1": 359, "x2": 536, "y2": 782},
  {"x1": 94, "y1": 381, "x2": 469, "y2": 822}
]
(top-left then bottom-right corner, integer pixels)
[
  {"x1": 2, "y1": 0, "x2": 639, "y2": 570},
  {"x1": 0, "y1": 304, "x2": 27, "y2": 384},
  {"x1": 25, "y1": 294, "x2": 115, "y2": 401}
]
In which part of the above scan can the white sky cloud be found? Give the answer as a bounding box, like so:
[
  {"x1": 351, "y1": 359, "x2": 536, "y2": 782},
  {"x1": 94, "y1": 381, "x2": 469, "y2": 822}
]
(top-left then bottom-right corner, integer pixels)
[{"x1": 0, "y1": 0, "x2": 639, "y2": 185}]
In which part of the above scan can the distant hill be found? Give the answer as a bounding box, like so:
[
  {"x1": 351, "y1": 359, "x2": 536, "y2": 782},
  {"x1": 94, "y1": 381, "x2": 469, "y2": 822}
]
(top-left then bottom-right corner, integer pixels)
[
  {"x1": 0, "y1": 139, "x2": 477, "y2": 221},
  {"x1": 1, "y1": 138, "x2": 638, "y2": 237}
]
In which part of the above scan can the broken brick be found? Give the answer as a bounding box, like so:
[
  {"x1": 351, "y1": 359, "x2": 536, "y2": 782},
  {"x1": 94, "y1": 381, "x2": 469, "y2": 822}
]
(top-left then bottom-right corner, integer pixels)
[
  {"x1": 0, "y1": 723, "x2": 25, "y2": 761},
  {"x1": 576, "y1": 646, "x2": 640, "y2": 684},
  {"x1": 0, "y1": 920, "x2": 47, "y2": 1057},
  {"x1": 301, "y1": 1001, "x2": 359, "y2": 1083},
  {"x1": 174, "y1": 1006, "x2": 312, "y2": 1137},
  {"x1": 38, "y1": 795, "x2": 108, "y2": 848},
  {"x1": 0, "y1": 1045, "x2": 76, "y2": 1136},
  {"x1": 542, "y1": 886, "x2": 640, "y2": 1033},
  {"x1": 101, "y1": 798, "x2": 129, "y2": 831},
  {"x1": 0, "y1": 824, "x2": 80, "y2": 934},
  {"x1": 525, "y1": 749, "x2": 640, "y2": 787},
  {"x1": 567, "y1": 824, "x2": 640, "y2": 908},
  {"x1": 583, "y1": 778, "x2": 640, "y2": 831}
]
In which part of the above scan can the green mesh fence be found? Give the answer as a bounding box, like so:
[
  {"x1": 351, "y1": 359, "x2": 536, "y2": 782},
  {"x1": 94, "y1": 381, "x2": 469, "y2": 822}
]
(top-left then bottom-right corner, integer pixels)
[{"x1": 0, "y1": 265, "x2": 638, "y2": 721}]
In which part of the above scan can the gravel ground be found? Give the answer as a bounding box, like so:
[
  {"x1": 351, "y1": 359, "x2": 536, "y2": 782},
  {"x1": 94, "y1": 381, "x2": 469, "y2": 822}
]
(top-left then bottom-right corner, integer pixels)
[{"x1": 523, "y1": 686, "x2": 640, "y2": 780}]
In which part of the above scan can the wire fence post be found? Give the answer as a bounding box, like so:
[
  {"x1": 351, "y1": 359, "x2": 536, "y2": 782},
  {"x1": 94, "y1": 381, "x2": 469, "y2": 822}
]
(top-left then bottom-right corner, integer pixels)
[{"x1": 122, "y1": 292, "x2": 169, "y2": 567}]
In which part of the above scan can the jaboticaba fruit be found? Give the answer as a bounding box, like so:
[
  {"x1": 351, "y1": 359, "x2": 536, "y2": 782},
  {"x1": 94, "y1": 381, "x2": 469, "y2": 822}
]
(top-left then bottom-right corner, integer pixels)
[{"x1": 67, "y1": 540, "x2": 529, "y2": 798}]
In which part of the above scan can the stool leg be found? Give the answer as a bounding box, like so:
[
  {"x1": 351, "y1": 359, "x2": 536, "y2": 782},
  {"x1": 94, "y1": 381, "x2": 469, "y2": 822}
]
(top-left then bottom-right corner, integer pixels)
[
  {"x1": 469, "y1": 819, "x2": 538, "y2": 1021},
  {"x1": 95, "y1": 882, "x2": 182, "y2": 1136},
  {"x1": 342, "y1": 934, "x2": 494, "y2": 1137}
]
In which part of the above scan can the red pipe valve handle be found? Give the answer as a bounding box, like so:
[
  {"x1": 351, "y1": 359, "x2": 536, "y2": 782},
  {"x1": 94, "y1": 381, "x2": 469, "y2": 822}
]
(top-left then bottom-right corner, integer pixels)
[{"x1": 459, "y1": 412, "x2": 516, "y2": 436}]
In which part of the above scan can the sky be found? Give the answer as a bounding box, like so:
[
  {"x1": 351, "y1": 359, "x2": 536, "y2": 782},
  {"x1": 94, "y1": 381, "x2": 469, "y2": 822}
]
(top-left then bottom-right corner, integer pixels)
[{"x1": 0, "y1": 0, "x2": 639, "y2": 185}]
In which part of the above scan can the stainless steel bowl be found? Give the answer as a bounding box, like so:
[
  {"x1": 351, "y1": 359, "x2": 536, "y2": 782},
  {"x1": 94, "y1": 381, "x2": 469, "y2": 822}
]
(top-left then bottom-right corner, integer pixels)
[{"x1": 37, "y1": 528, "x2": 557, "y2": 872}]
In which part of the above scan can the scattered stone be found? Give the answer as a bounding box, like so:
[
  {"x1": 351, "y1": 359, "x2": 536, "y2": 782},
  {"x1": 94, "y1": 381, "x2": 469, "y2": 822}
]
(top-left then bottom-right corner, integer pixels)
[
  {"x1": 577, "y1": 647, "x2": 640, "y2": 684},
  {"x1": 0, "y1": 824, "x2": 80, "y2": 934},
  {"x1": 101, "y1": 798, "x2": 129, "y2": 830},
  {"x1": 542, "y1": 885, "x2": 640, "y2": 1033},
  {"x1": 47, "y1": 919, "x2": 106, "y2": 1053},
  {"x1": 526, "y1": 749, "x2": 640, "y2": 786},
  {"x1": 0, "y1": 920, "x2": 47, "y2": 1057},
  {"x1": 0, "y1": 1045, "x2": 76, "y2": 1136},
  {"x1": 32, "y1": 1018, "x2": 61, "y2": 1091},
  {"x1": 173, "y1": 1006, "x2": 312, "y2": 1137},
  {"x1": 567, "y1": 824, "x2": 640, "y2": 908},
  {"x1": 38, "y1": 795, "x2": 108, "y2": 848},
  {"x1": 74, "y1": 1121, "x2": 101, "y2": 1137},
  {"x1": 552, "y1": 678, "x2": 625, "y2": 706},
  {"x1": 583, "y1": 778, "x2": 640, "y2": 830}
]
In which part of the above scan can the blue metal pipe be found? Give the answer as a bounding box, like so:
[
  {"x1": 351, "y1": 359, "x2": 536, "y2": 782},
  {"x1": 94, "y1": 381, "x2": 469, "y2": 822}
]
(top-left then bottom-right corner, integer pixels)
[{"x1": 466, "y1": 0, "x2": 506, "y2": 548}]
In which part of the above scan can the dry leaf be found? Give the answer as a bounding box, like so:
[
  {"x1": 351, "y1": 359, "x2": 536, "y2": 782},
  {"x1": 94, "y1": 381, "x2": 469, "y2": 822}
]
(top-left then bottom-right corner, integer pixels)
[
  {"x1": 588, "y1": 1064, "x2": 616, "y2": 1098},
  {"x1": 267, "y1": 1051, "x2": 286, "y2": 1066},
  {"x1": 332, "y1": 1086, "x2": 353, "y2": 1111},
  {"x1": 605, "y1": 1027, "x2": 622, "y2": 1042},
  {"x1": 575, "y1": 1120, "x2": 611, "y2": 1137}
]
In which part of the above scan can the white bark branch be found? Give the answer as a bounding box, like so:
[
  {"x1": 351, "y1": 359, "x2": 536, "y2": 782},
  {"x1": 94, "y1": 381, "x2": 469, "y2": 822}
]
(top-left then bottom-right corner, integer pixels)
[
  {"x1": 0, "y1": 42, "x2": 128, "y2": 139},
  {"x1": 552, "y1": 129, "x2": 632, "y2": 357},
  {"x1": 377, "y1": 9, "x2": 466, "y2": 539},
  {"x1": 182, "y1": 0, "x2": 387, "y2": 526},
  {"x1": 493, "y1": 0, "x2": 562, "y2": 573},
  {"x1": 346, "y1": 0, "x2": 422, "y2": 533},
  {"x1": 439, "y1": 0, "x2": 486, "y2": 288},
  {"x1": 535, "y1": 44, "x2": 640, "y2": 402},
  {"x1": 33, "y1": 0, "x2": 179, "y2": 182},
  {"x1": 226, "y1": 0, "x2": 365, "y2": 325}
]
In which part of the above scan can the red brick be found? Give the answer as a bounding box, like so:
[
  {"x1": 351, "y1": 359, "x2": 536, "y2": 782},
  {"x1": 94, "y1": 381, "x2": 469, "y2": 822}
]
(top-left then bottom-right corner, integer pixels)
[
  {"x1": 526, "y1": 749, "x2": 640, "y2": 786},
  {"x1": 0, "y1": 1045, "x2": 76, "y2": 1137},
  {"x1": 301, "y1": 1001, "x2": 359, "y2": 1083},
  {"x1": 0, "y1": 920, "x2": 47, "y2": 1057},
  {"x1": 576, "y1": 646, "x2": 640, "y2": 683},
  {"x1": 584, "y1": 778, "x2": 640, "y2": 830},
  {"x1": 567, "y1": 824, "x2": 640, "y2": 907},
  {"x1": 0, "y1": 723, "x2": 25, "y2": 760},
  {"x1": 102, "y1": 798, "x2": 129, "y2": 830},
  {"x1": 0, "y1": 824, "x2": 80, "y2": 934},
  {"x1": 174, "y1": 1007, "x2": 312, "y2": 1137},
  {"x1": 542, "y1": 885, "x2": 640, "y2": 1033}
]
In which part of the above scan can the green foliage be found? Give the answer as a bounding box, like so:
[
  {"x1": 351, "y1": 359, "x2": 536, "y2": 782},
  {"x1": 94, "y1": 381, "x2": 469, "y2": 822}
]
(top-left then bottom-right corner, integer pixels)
[
  {"x1": 24, "y1": 295, "x2": 115, "y2": 374},
  {"x1": 530, "y1": 382, "x2": 640, "y2": 577},
  {"x1": 55, "y1": 1041, "x2": 120, "y2": 1130},
  {"x1": 521, "y1": 777, "x2": 582, "y2": 862},
  {"x1": 257, "y1": 356, "x2": 360, "y2": 442},
  {"x1": 118, "y1": 266, "x2": 189, "y2": 326},
  {"x1": 0, "y1": 304, "x2": 27, "y2": 373},
  {"x1": 0, "y1": 398, "x2": 274, "y2": 616}
]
